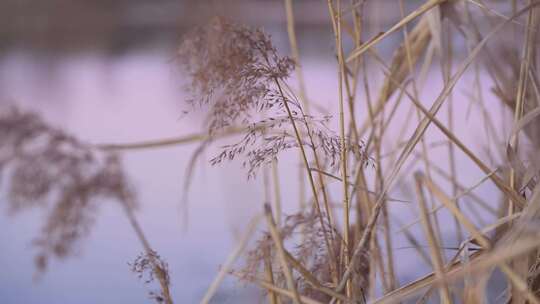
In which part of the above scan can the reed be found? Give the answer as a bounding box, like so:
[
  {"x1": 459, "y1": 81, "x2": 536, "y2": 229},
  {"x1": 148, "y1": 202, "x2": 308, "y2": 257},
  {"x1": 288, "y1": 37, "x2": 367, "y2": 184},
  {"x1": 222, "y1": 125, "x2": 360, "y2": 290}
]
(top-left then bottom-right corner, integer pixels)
[{"x1": 3, "y1": 1, "x2": 540, "y2": 303}]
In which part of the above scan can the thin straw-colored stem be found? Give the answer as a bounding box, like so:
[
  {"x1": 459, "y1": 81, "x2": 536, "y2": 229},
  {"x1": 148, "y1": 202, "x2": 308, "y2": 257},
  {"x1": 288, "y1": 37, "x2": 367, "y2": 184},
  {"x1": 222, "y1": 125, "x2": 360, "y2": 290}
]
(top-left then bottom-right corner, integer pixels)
[
  {"x1": 274, "y1": 77, "x2": 339, "y2": 279},
  {"x1": 414, "y1": 172, "x2": 452, "y2": 304},
  {"x1": 200, "y1": 215, "x2": 261, "y2": 304},
  {"x1": 284, "y1": 0, "x2": 309, "y2": 112},
  {"x1": 95, "y1": 127, "x2": 246, "y2": 151},
  {"x1": 337, "y1": 5, "x2": 536, "y2": 291},
  {"x1": 231, "y1": 271, "x2": 324, "y2": 304},
  {"x1": 347, "y1": 0, "x2": 445, "y2": 62},
  {"x1": 264, "y1": 204, "x2": 302, "y2": 304},
  {"x1": 272, "y1": 160, "x2": 282, "y2": 226},
  {"x1": 121, "y1": 201, "x2": 173, "y2": 304},
  {"x1": 284, "y1": 0, "x2": 309, "y2": 218},
  {"x1": 419, "y1": 174, "x2": 540, "y2": 304},
  {"x1": 327, "y1": 0, "x2": 351, "y2": 294}
]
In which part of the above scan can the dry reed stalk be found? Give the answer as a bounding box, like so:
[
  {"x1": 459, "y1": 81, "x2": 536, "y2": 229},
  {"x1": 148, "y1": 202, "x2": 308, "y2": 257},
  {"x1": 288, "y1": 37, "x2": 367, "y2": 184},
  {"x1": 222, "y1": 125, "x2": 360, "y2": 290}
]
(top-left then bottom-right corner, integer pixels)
[
  {"x1": 200, "y1": 215, "x2": 260, "y2": 304},
  {"x1": 398, "y1": 0, "x2": 443, "y2": 289},
  {"x1": 358, "y1": 43, "x2": 397, "y2": 293},
  {"x1": 414, "y1": 172, "x2": 452, "y2": 304},
  {"x1": 274, "y1": 77, "x2": 340, "y2": 281},
  {"x1": 392, "y1": 216, "x2": 432, "y2": 266},
  {"x1": 375, "y1": 158, "x2": 396, "y2": 293},
  {"x1": 264, "y1": 247, "x2": 279, "y2": 304},
  {"x1": 95, "y1": 126, "x2": 248, "y2": 151},
  {"x1": 283, "y1": 0, "x2": 309, "y2": 112},
  {"x1": 347, "y1": 0, "x2": 445, "y2": 62},
  {"x1": 280, "y1": 85, "x2": 339, "y2": 247},
  {"x1": 349, "y1": 165, "x2": 375, "y2": 300},
  {"x1": 341, "y1": 0, "x2": 364, "y2": 149},
  {"x1": 283, "y1": 250, "x2": 351, "y2": 302},
  {"x1": 373, "y1": 250, "x2": 484, "y2": 304},
  {"x1": 373, "y1": 229, "x2": 540, "y2": 304},
  {"x1": 397, "y1": 168, "x2": 499, "y2": 235},
  {"x1": 125, "y1": 206, "x2": 173, "y2": 304},
  {"x1": 264, "y1": 203, "x2": 302, "y2": 304},
  {"x1": 341, "y1": 3, "x2": 392, "y2": 299},
  {"x1": 422, "y1": 156, "x2": 499, "y2": 215},
  {"x1": 283, "y1": 0, "x2": 309, "y2": 222},
  {"x1": 372, "y1": 236, "x2": 391, "y2": 295},
  {"x1": 271, "y1": 159, "x2": 283, "y2": 226},
  {"x1": 508, "y1": 0, "x2": 537, "y2": 223},
  {"x1": 357, "y1": 15, "x2": 432, "y2": 138},
  {"x1": 178, "y1": 17, "x2": 357, "y2": 283},
  {"x1": 308, "y1": 168, "x2": 406, "y2": 204},
  {"x1": 402, "y1": 80, "x2": 526, "y2": 206},
  {"x1": 399, "y1": 0, "x2": 445, "y2": 251},
  {"x1": 326, "y1": 0, "x2": 352, "y2": 295},
  {"x1": 420, "y1": 173, "x2": 540, "y2": 304},
  {"x1": 231, "y1": 270, "x2": 324, "y2": 304},
  {"x1": 12, "y1": 1, "x2": 540, "y2": 303},
  {"x1": 367, "y1": 34, "x2": 528, "y2": 208},
  {"x1": 492, "y1": 4, "x2": 540, "y2": 300},
  {"x1": 338, "y1": 4, "x2": 538, "y2": 295}
]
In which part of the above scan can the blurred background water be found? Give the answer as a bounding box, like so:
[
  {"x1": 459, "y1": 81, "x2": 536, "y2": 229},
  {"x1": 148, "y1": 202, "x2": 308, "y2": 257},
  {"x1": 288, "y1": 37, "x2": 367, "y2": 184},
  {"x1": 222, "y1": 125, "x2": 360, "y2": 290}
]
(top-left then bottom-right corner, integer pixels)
[{"x1": 0, "y1": 0, "x2": 517, "y2": 303}]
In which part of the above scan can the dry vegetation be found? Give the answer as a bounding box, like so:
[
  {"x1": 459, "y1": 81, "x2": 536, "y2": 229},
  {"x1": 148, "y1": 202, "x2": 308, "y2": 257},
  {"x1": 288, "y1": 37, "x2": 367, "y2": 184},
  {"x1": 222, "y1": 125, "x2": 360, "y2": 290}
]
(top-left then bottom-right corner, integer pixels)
[{"x1": 3, "y1": 0, "x2": 540, "y2": 303}]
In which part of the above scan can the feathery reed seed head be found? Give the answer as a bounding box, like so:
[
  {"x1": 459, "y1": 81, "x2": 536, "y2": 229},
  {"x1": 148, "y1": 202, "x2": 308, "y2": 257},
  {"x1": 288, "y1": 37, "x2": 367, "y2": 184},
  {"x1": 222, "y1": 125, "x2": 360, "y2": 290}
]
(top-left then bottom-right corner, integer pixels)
[
  {"x1": 178, "y1": 17, "x2": 370, "y2": 177},
  {"x1": 177, "y1": 16, "x2": 295, "y2": 133}
]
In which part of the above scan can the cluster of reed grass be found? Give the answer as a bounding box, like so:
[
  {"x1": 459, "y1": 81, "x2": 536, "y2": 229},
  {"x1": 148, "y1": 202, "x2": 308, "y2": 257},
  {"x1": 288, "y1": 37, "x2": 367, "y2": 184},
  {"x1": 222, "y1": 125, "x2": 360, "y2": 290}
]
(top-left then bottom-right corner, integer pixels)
[
  {"x1": 187, "y1": 1, "x2": 540, "y2": 303},
  {"x1": 2, "y1": 0, "x2": 540, "y2": 303}
]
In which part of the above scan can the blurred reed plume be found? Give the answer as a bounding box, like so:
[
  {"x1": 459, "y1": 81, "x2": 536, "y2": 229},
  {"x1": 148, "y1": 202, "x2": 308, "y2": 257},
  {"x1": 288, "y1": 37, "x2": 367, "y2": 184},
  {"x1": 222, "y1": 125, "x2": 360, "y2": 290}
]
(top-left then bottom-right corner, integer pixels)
[
  {"x1": 0, "y1": 106, "x2": 173, "y2": 303},
  {"x1": 0, "y1": 106, "x2": 134, "y2": 271}
]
